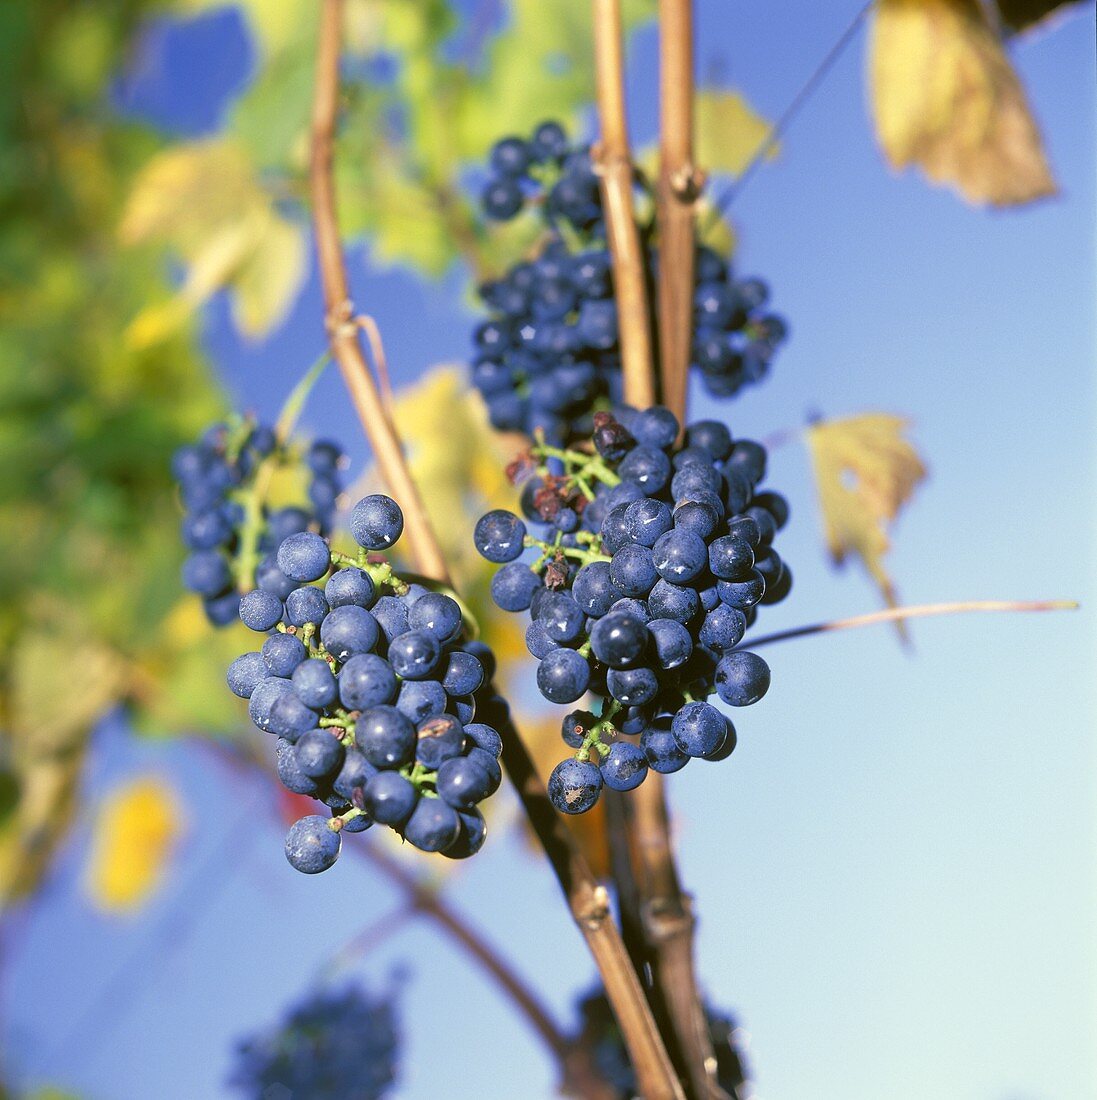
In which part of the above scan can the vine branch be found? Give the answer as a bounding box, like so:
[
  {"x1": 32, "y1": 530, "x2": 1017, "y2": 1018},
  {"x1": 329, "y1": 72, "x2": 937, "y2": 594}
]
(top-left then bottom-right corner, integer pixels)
[
  {"x1": 656, "y1": 0, "x2": 699, "y2": 426},
  {"x1": 592, "y1": 0, "x2": 657, "y2": 408},
  {"x1": 746, "y1": 598, "x2": 1078, "y2": 649},
  {"x1": 309, "y1": 5, "x2": 680, "y2": 1095},
  {"x1": 310, "y1": 0, "x2": 447, "y2": 583}
]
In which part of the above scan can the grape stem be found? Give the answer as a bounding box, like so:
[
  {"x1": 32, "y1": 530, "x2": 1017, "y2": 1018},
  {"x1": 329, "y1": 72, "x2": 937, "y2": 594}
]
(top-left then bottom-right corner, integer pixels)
[
  {"x1": 590, "y1": 0, "x2": 727, "y2": 1090},
  {"x1": 309, "y1": 6, "x2": 681, "y2": 1095},
  {"x1": 310, "y1": 0, "x2": 447, "y2": 584},
  {"x1": 745, "y1": 598, "x2": 1080, "y2": 649},
  {"x1": 592, "y1": 0, "x2": 657, "y2": 410}
]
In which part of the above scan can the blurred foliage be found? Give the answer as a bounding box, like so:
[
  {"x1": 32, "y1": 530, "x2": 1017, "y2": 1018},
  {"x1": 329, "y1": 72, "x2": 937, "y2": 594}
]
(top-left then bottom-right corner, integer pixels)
[
  {"x1": 806, "y1": 414, "x2": 928, "y2": 636},
  {"x1": 868, "y1": 0, "x2": 1057, "y2": 206},
  {"x1": 1, "y1": 0, "x2": 1074, "y2": 904},
  {"x1": 0, "y1": 1, "x2": 228, "y2": 901},
  {"x1": 121, "y1": 139, "x2": 307, "y2": 345},
  {"x1": 84, "y1": 774, "x2": 183, "y2": 912}
]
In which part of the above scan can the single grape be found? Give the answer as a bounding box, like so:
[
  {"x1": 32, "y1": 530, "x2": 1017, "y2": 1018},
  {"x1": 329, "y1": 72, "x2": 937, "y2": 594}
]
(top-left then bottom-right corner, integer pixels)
[
  {"x1": 262, "y1": 632, "x2": 307, "y2": 677},
  {"x1": 338, "y1": 654, "x2": 398, "y2": 710},
  {"x1": 284, "y1": 815, "x2": 341, "y2": 874},
  {"x1": 714, "y1": 650, "x2": 771, "y2": 707},
  {"x1": 365, "y1": 771, "x2": 418, "y2": 825},
  {"x1": 227, "y1": 652, "x2": 267, "y2": 699},
  {"x1": 387, "y1": 630, "x2": 442, "y2": 680},
  {"x1": 295, "y1": 728, "x2": 346, "y2": 778},
  {"x1": 536, "y1": 648, "x2": 591, "y2": 704},
  {"x1": 239, "y1": 589, "x2": 284, "y2": 632},
  {"x1": 355, "y1": 706, "x2": 416, "y2": 768},
  {"x1": 325, "y1": 567, "x2": 376, "y2": 609},
  {"x1": 600, "y1": 741, "x2": 649, "y2": 792},
  {"x1": 277, "y1": 532, "x2": 331, "y2": 583},
  {"x1": 403, "y1": 798, "x2": 462, "y2": 853},
  {"x1": 548, "y1": 758, "x2": 602, "y2": 814},
  {"x1": 350, "y1": 495, "x2": 404, "y2": 550},
  {"x1": 319, "y1": 605, "x2": 380, "y2": 663}
]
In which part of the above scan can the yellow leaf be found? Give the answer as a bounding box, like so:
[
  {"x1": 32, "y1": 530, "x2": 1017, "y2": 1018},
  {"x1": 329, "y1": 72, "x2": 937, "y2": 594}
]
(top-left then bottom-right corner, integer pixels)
[
  {"x1": 230, "y1": 213, "x2": 308, "y2": 338},
  {"x1": 386, "y1": 367, "x2": 516, "y2": 586},
  {"x1": 696, "y1": 89, "x2": 776, "y2": 177},
  {"x1": 805, "y1": 414, "x2": 927, "y2": 626},
  {"x1": 869, "y1": 0, "x2": 1057, "y2": 206},
  {"x1": 121, "y1": 140, "x2": 306, "y2": 342},
  {"x1": 85, "y1": 777, "x2": 183, "y2": 914},
  {"x1": 0, "y1": 627, "x2": 126, "y2": 901}
]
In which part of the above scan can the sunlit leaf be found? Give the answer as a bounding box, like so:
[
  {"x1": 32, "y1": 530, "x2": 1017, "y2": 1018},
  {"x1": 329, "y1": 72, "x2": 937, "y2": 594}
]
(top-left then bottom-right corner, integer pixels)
[
  {"x1": 85, "y1": 776, "x2": 183, "y2": 913},
  {"x1": 805, "y1": 414, "x2": 927, "y2": 633},
  {"x1": 695, "y1": 89, "x2": 776, "y2": 178},
  {"x1": 995, "y1": 0, "x2": 1091, "y2": 35},
  {"x1": 869, "y1": 0, "x2": 1057, "y2": 206},
  {"x1": 121, "y1": 140, "x2": 307, "y2": 343}
]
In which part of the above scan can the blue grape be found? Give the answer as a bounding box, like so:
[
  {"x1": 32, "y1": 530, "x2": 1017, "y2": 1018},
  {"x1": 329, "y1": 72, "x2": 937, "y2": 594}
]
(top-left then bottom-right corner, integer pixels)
[
  {"x1": 295, "y1": 728, "x2": 345, "y2": 778},
  {"x1": 276, "y1": 531, "x2": 331, "y2": 583},
  {"x1": 590, "y1": 612, "x2": 648, "y2": 668},
  {"x1": 325, "y1": 567, "x2": 376, "y2": 609},
  {"x1": 403, "y1": 797, "x2": 461, "y2": 853},
  {"x1": 415, "y1": 714, "x2": 465, "y2": 770},
  {"x1": 671, "y1": 702, "x2": 727, "y2": 758},
  {"x1": 355, "y1": 705, "x2": 416, "y2": 768},
  {"x1": 350, "y1": 494, "x2": 404, "y2": 550},
  {"x1": 239, "y1": 589, "x2": 283, "y2": 632},
  {"x1": 387, "y1": 630, "x2": 441, "y2": 680},
  {"x1": 319, "y1": 605, "x2": 379, "y2": 662},
  {"x1": 227, "y1": 652, "x2": 267, "y2": 699},
  {"x1": 647, "y1": 619, "x2": 693, "y2": 669},
  {"x1": 395, "y1": 679, "x2": 447, "y2": 724},
  {"x1": 365, "y1": 771, "x2": 418, "y2": 825},
  {"x1": 548, "y1": 758, "x2": 602, "y2": 814},
  {"x1": 284, "y1": 815, "x2": 340, "y2": 874},
  {"x1": 641, "y1": 721, "x2": 689, "y2": 774},
  {"x1": 338, "y1": 653, "x2": 397, "y2": 710},
  {"x1": 441, "y1": 651, "x2": 485, "y2": 696},
  {"x1": 285, "y1": 585, "x2": 329, "y2": 627},
  {"x1": 262, "y1": 632, "x2": 307, "y2": 678},
  {"x1": 436, "y1": 755, "x2": 495, "y2": 809},
  {"x1": 182, "y1": 551, "x2": 231, "y2": 597},
  {"x1": 408, "y1": 592, "x2": 463, "y2": 644},
  {"x1": 714, "y1": 650, "x2": 770, "y2": 707},
  {"x1": 291, "y1": 658, "x2": 338, "y2": 710},
  {"x1": 600, "y1": 742, "x2": 648, "y2": 792},
  {"x1": 474, "y1": 510, "x2": 527, "y2": 563},
  {"x1": 442, "y1": 808, "x2": 488, "y2": 860},
  {"x1": 536, "y1": 648, "x2": 590, "y2": 704}
]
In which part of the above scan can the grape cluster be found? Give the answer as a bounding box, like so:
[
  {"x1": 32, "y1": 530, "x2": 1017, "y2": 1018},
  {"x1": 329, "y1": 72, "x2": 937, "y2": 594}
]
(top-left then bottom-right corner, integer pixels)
[
  {"x1": 473, "y1": 406, "x2": 790, "y2": 815},
  {"x1": 471, "y1": 121, "x2": 788, "y2": 443},
  {"x1": 173, "y1": 418, "x2": 346, "y2": 625},
  {"x1": 227, "y1": 494, "x2": 504, "y2": 871},
  {"x1": 572, "y1": 987, "x2": 749, "y2": 1100},
  {"x1": 229, "y1": 983, "x2": 399, "y2": 1100}
]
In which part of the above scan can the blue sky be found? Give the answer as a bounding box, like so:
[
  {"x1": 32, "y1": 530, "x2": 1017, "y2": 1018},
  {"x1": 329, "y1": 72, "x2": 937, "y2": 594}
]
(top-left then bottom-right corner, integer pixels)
[{"x1": 5, "y1": 4, "x2": 1095, "y2": 1099}]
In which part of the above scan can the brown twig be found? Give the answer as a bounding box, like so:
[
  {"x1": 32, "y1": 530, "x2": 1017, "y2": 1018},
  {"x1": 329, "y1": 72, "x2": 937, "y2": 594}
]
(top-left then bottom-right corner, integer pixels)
[
  {"x1": 310, "y1": 0, "x2": 447, "y2": 583},
  {"x1": 309, "y1": 5, "x2": 680, "y2": 1095},
  {"x1": 354, "y1": 314, "x2": 395, "y2": 422},
  {"x1": 592, "y1": 0, "x2": 657, "y2": 408},
  {"x1": 629, "y1": 778, "x2": 731, "y2": 1100},
  {"x1": 746, "y1": 598, "x2": 1079, "y2": 649},
  {"x1": 492, "y1": 707, "x2": 686, "y2": 1100},
  {"x1": 656, "y1": 0, "x2": 700, "y2": 426}
]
